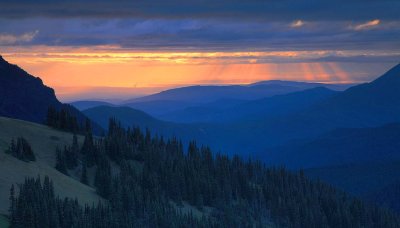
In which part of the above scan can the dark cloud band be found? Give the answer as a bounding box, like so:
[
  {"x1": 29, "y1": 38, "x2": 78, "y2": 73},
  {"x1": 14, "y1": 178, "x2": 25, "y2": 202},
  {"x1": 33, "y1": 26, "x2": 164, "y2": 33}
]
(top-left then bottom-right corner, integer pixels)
[
  {"x1": 1, "y1": 18, "x2": 399, "y2": 53},
  {"x1": 1, "y1": 0, "x2": 399, "y2": 21}
]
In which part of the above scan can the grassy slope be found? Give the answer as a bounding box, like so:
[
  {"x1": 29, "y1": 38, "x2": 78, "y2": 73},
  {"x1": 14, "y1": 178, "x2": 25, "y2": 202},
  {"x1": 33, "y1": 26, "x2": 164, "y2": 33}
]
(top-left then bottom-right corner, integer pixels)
[
  {"x1": 0, "y1": 215, "x2": 8, "y2": 228},
  {"x1": 0, "y1": 116, "x2": 209, "y2": 222},
  {"x1": 0, "y1": 116, "x2": 102, "y2": 215}
]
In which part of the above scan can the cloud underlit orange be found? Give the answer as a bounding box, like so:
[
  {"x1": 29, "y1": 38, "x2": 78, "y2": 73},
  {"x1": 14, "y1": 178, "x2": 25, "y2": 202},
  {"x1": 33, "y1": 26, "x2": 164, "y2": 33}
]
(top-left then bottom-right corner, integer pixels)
[{"x1": 4, "y1": 53, "x2": 352, "y2": 86}]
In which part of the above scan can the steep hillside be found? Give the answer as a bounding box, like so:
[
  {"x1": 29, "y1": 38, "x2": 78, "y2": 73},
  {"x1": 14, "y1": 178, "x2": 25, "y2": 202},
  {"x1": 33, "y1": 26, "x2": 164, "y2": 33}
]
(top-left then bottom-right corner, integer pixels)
[
  {"x1": 0, "y1": 56, "x2": 60, "y2": 123},
  {"x1": 0, "y1": 116, "x2": 101, "y2": 215},
  {"x1": 8, "y1": 118, "x2": 400, "y2": 227},
  {"x1": 2, "y1": 110, "x2": 400, "y2": 227},
  {"x1": 0, "y1": 56, "x2": 102, "y2": 133}
]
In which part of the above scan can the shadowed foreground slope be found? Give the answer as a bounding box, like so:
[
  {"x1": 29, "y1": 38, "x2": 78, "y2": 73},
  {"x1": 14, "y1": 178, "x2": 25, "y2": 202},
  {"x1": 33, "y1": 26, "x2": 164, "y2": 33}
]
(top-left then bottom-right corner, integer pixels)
[{"x1": 0, "y1": 116, "x2": 101, "y2": 215}]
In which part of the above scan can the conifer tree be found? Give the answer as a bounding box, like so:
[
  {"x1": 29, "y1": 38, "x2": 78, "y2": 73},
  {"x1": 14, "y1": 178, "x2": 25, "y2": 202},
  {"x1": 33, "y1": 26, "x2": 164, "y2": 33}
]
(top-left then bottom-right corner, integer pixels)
[
  {"x1": 8, "y1": 184, "x2": 16, "y2": 225},
  {"x1": 55, "y1": 147, "x2": 68, "y2": 175},
  {"x1": 80, "y1": 162, "x2": 88, "y2": 185},
  {"x1": 65, "y1": 135, "x2": 79, "y2": 169},
  {"x1": 94, "y1": 157, "x2": 112, "y2": 198},
  {"x1": 5, "y1": 137, "x2": 36, "y2": 162},
  {"x1": 81, "y1": 131, "x2": 97, "y2": 166}
]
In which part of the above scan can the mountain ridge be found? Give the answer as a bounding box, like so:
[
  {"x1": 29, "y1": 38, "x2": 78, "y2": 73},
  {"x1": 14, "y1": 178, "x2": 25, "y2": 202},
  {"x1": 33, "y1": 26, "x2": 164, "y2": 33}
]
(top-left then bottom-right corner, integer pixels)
[
  {"x1": 124, "y1": 80, "x2": 353, "y2": 105},
  {"x1": 0, "y1": 55, "x2": 60, "y2": 123},
  {"x1": 77, "y1": 63, "x2": 400, "y2": 159},
  {"x1": 0, "y1": 55, "x2": 102, "y2": 132},
  {"x1": 160, "y1": 87, "x2": 338, "y2": 123}
]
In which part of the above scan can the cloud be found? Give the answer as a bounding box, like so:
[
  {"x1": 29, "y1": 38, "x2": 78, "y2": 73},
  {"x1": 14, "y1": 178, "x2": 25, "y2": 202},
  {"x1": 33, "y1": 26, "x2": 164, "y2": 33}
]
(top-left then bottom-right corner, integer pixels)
[
  {"x1": 0, "y1": 17, "x2": 398, "y2": 54},
  {"x1": 0, "y1": 30, "x2": 38, "y2": 45},
  {"x1": 0, "y1": 1, "x2": 400, "y2": 21},
  {"x1": 2, "y1": 47, "x2": 399, "y2": 65},
  {"x1": 0, "y1": 2, "x2": 398, "y2": 56},
  {"x1": 352, "y1": 19, "x2": 380, "y2": 31},
  {"x1": 0, "y1": 17, "x2": 399, "y2": 53},
  {"x1": 290, "y1": 20, "x2": 305, "y2": 28}
]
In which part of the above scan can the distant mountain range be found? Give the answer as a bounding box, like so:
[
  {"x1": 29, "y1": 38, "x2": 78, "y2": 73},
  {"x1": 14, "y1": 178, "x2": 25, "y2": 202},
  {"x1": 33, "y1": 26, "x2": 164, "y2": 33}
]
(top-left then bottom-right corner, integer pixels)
[
  {"x1": 0, "y1": 55, "x2": 101, "y2": 132},
  {"x1": 70, "y1": 100, "x2": 115, "y2": 111},
  {"x1": 159, "y1": 87, "x2": 338, "y2": 123},
  {"x1": 72, "y1": 81, "x2": 351, "y2": 122},
  {"x1": 255, "y1": 63, "x2": 400, "y2": 146},
  {"x1": 81, "y1": 86, "x2": 343, "y2": 153},
  {"x1": 248, "y1": 80, "x2": 355, "y2": 90},
  {"x1": 300, "y1": 62, "x2": 400, "y2": 128},
  {"x1": 120, "y1": 80, "x2": 353, "y2": 117},
  {"x1": 125, "y1": 80, "x2": 352, "y2": 104},
  {"x1": 82, "y1": 63, "x2": 400, "y2": 161},
  {"x1": 4, "y1": 53, "x2": 400, "y2": 170}
]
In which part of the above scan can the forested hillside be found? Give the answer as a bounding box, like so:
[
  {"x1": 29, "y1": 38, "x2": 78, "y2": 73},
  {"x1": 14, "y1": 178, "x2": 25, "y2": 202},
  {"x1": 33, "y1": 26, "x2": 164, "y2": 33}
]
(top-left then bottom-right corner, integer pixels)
[{"x1": 6, "y1": 118, "x2": 400, "y2": 227}]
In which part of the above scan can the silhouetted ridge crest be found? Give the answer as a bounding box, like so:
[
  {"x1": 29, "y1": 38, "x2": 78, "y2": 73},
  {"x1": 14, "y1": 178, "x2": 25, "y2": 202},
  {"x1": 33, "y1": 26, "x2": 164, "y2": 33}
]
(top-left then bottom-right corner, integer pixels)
[
  {"x1": 0, "y1": 55, "x2": 102, "y2": 133},
  {"x1": 370, "y1": 63, "x2": 400, "y2": 86},
  {"x1": 0, "y1": 55, "x2": 10, "y2": 67}
]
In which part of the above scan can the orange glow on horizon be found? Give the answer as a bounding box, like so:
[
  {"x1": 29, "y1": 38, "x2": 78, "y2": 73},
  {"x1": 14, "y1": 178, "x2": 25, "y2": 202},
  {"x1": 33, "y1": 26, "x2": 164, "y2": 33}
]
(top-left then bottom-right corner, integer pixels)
[
  {"x1": 5, "y1": 58, "x2": 352, "y2": 86},
  {"x1": 0, "y1": 46, "x2": 368, "y2": 100}
]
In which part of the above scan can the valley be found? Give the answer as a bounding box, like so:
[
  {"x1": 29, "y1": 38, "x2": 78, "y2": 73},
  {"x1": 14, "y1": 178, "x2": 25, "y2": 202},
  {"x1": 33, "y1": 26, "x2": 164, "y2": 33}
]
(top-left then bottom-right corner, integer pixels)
[{"x1": 1, "y1": 49, "x2": 400, "y2": 228}]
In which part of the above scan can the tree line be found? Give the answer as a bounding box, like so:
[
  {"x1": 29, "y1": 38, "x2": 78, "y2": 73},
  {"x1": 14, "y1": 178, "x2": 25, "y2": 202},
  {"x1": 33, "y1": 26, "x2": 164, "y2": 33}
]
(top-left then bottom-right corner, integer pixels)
[{"x1": 46, "y1": 106, "x2": 92, "y2": 134}]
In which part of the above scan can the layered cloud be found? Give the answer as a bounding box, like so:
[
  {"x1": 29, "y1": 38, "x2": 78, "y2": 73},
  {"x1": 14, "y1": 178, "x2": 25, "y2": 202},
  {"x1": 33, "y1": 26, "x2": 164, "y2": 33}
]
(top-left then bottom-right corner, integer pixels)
[
  {"x1": 351, "y1": 19, "x2": 380, "y2": 31},
  {"x1": 2, "y1": 47, "x2": 399, "y2": 65},
  {"x1": 0, "y1": 18, "x2": 399, "y2": 53},
  {"x1": 0, "y1": 30, "x2": 38, "y2": 45},
  {"x1": 1, "y1": 0, "x2": 399, "y2": 54}
]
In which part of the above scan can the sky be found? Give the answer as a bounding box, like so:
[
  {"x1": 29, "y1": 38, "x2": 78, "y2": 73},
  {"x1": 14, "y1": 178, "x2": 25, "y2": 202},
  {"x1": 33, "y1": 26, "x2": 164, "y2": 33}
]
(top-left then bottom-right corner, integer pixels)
[{"x1": 0, "y1": 0, "x2": 399, "y2": 101}]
